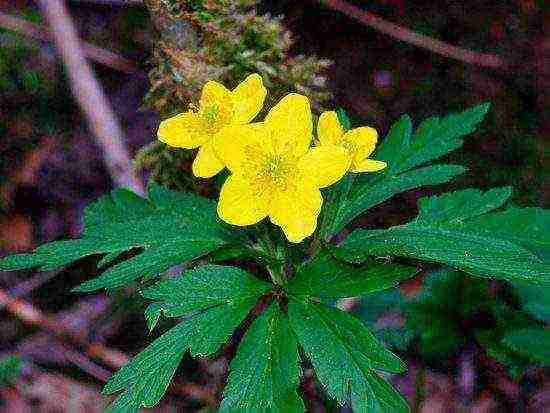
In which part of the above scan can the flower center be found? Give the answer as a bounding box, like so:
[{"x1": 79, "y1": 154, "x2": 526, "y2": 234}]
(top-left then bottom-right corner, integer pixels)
[{"x1": 201, "y1": 104, "x2": 220, "y2": 124}]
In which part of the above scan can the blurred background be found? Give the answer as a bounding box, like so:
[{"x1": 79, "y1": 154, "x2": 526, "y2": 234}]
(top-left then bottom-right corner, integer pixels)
[{"x1": 0, "y1": 0, "x2": 548, "y2": 411}]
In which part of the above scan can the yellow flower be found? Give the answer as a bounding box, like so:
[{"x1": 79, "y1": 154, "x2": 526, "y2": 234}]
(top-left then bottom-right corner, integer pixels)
[
  {"x1": 214, "y1": 94, "x2": 350, "y2": 243},
  {"x1": 157, "y1": 74, "x2": 267, "y2": 178},
  {"x1": 317, "y1": 111, "x2": 387, "y2": 173}
]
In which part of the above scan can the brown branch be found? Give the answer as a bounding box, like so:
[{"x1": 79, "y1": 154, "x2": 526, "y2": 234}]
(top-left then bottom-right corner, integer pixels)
[
  {"x1": 0, "y1": 12, "x2": 138, "y2": 74},
  {"x1": 28, "y1": 0, "x2": 145, "y2": 195},
  {"x1": 0, "y1": 288, "x2": 126, "y2": 370},
  {"x1": 319, "y1": 0, "x2": 511, "y2": 71}
]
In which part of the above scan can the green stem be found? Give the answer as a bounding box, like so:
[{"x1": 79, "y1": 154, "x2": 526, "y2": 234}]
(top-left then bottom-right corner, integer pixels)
[{"x1": 255, "y1": 223, "x2": 288, "y2": 286}]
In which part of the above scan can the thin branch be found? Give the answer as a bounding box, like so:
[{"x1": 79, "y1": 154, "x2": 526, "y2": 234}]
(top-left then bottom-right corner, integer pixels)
[
  {"x1": 0, "y1": 12, "x2": 138, "y2": 74},
  {"x1": 28, "y1": 0, "x2": 145, "y2": 195},
  {"x1": 319, "y1": 0, "x2": 511, "y2": 71},
  {"x1": 0, "y1": 288, "x2": 126, "y2": 370}
]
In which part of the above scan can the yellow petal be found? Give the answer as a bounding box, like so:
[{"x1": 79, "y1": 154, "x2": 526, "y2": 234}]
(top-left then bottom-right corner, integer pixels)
[
  {"x1": 343, "y1": 126, "x2": 378, "y2": 162},
  {"x1": 264, "y1": 93, "x2": 312, "y2": 158},
  {"x1": 200, "y1": 80, "x2": 232, "y2": 108},
  {"x1": 298, "y1": 145, "x2": 351, "y2": 188},
  {"x1": 157, "y1": 112, "x2": 209, "y2": 149},
  {"x1": 351, "y1": 159, "x2": 387, "y2": 173},
  {"x1": 192, "y1": 141, "x2": 225, "y2": 178},
  {"x1": 217, "y1": 174, "x2": 269, "y2": 226},
  {"x1": 231, "y1": 74, "x2": 267, "y2": 124},
  {"x1": 269, "y1": 179, "x2": 322, "y2": 243},
  {"x1": 318, "y1": 111, "x2": 344, "y2": 146},
  {"x1": 213, "y1": 123, "x2": 269, "y2": 173}
]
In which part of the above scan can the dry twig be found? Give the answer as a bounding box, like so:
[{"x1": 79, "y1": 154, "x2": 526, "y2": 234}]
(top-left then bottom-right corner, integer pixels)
[
  {"x1": 320, "y1": 0, "x2": 511, "y2": 71},
  {"x1": 33, "y1": 0, "x2": 144, "y2": 194},
  {"x1": 0, "y1": 12, "x2": 138, "y2": 74}
]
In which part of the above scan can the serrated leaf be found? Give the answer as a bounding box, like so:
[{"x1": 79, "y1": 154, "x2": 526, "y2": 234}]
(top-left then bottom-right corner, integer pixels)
[
  {"x1": 220, "y1": 303, "x2": 304, "y2": 412},
  {"x1": 374, "y1": 114, "x2": 412, "y2": 165},
  {"x1": 105, "y1": 264, "x2": 270, "y2": 411},
  {"x1": 141, "y1": 265, "x2": 271, "y2": 327},
  {"x1": 337, "y1": 188, "x2": 550, "y2": 285},
  {"x1": 0, "y1": 184, "x2": 236, "y2": 291},
  {"x1": 325, "y1": 164, "x2": 466, "y2": 237},
  {"x1": 390, "y1": 102, "x2": 491, "y2": 174},
  {"x1": 323, "y1": 103, "x2": 490, "y2": 239},
  {"x1": 467, "y1": 206, "x2": 550, "y2": 262},
  {"x1": 286, "y1": 250, "x2": 417, "y2": 299},
  {"x1": 415, "y1": 187, "x2": 512, "y2": 224},
  {"x1": 502, "y1": 328, "x2": 550, "y2": 364},
  {"x1": 288, "y1": 297, "x2": 408, "y2": 411}
]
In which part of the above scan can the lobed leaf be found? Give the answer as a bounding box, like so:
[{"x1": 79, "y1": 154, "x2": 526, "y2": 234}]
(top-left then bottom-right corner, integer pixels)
[
  {"x1": 286, "y1": 250, "x2": 417, "y2": 299},
  {"x1": 221, "y1": 303, "x2": 304, "y2": 412},
  {"x1": 323, "y1": 103, "x2": 491, "y2": 238},
  {"x1": 0, "y1": 184, "x2": 238, "y2": 291},
  {"x1": 104, "y1": 264, "x2": 270, "y2": 411},
  {"x1": 141, "y1": 265, "x2": 271, "y2": 328},
  {"x1": 337, "y1": 188, "x2": 550, "y2": 285},
  {"x1": 287, "y1": 297, "x2": 408, "y2": 411}
]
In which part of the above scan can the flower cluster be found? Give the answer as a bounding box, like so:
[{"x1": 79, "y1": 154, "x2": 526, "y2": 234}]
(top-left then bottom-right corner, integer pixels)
[{"x1": 158, "y1": 74, "x2": 387, "y2": 242}]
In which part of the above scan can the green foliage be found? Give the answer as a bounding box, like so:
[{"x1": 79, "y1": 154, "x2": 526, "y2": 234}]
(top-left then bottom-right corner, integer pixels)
[
  {"x1": 502, "y1": 329, "x2": 550, "y2": 364},
  {"x1": 99, "y1": 243, "x2": 412, "y2": 411},
  {"x1": 287, "y1": 250, "x2": 417, "y2": 300},
  {"x1": 336, "y1": 107, "x2": 352, "y2": 131},
  {"x1": 337, "y1": 188, "x2": 550, "y2": 285},
  {"x1": 220, "y1": 303, "x2": 304, "y2": 412},
  {"x1": 514, "y1": 283, "x2": 550, "y2": 322},
  {"x1": 352, "y1": 268, "x2": 549, "y2": 378},
  {"x1": 141, "y1": 265, "x2": 270, "y2": 331},
  {"x1": 3, "y1": 95, "x2": 550, "y2": 411},
  {"x1": 287, "y1": 298, "x2": 409, "y2": 412},
  {"x1": 104, "y1": 265, "x2": 270, "y2": 411},
  {"x1": 0, "y1": 184, "x2": 241, "y2": 291},
  {"x1": 322, "y1": 103, "x2": 490, "y2": 238},
  {"x1": 0, "y1": 355, "x2": 21, "y2": 384}
]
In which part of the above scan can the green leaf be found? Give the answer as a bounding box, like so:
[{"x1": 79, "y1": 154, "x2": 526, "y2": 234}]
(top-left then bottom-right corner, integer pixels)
[
  {"x1": 105, "y1": 264, "x2": 270, "y2": 411},
  {"x1": 286, "y1": 250, "x2": 417, "y2": 299},
  {"x1": 220, "y1": 303, "x2": 304, "y2": 412},
  {"x1": 414, "y1": 187, "x2": 512, "y2": 223},
  {"x1": 0, "y1": 184, "x2": 236, "y2": 291},
  {"x1": 336, "y1": 107, "x2": 352, "y2": 131},
  {"x1": 323, "y1": 102, "x2": 490, "y2": 238},
  {"x1": 374, "y1": 114, "x2": 412, "y2": 167},
  {"x1": 326, "y1": 165, "x2": 466, "y2": 238},
  {"x1": 502, "y1": 328, "x2": 550, "y2": 364},
  {"x1": 288, "y1": 297, "x2": 409, "y2": 411},
  {"x1": 337, "y1": 188, "x2": 550, "y2": 285},
  {"x1": 467, "y1": 206, "x2": 550, "y2": 262},
  {"x1": 0, "y1": 355, "x2": 21, "y2": 384},
  {"x1": 141, "y1": 265, "x2": 271, "y2": 328},
  {"x1": 383, "y1": 102, "x2": 491, "y2": 174},
  {"x1": 514, "y1": 283, "x2": 550, "y2": 322}
]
